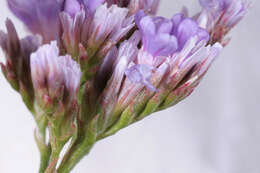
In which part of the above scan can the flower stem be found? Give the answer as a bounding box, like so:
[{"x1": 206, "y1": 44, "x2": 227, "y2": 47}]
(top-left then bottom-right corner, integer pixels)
[
  {"x1": 57, "y1": 140, "x2": 95, "y2": 173},
  {"x1": 34, "y1": 116, "x2": 51, "y2": 173},
  {"x1": 39, "y1": 144, "x2": 51, "y2": 173},
  {"x1": 44, "y1": 149, "x2": 62, "y2": 173},
  {"x1": 57, "y1": 117, "x2": 98, "y2": 173}
]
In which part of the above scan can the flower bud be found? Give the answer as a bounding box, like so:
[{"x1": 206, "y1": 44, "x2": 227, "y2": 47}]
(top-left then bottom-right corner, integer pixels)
[{"x1": 30, "y1": 41, "x2": 81, "y2": 112}]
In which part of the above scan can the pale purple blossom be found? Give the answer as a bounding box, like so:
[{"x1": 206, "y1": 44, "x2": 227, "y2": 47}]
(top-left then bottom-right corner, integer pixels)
[{"x1": 30, "y1": 41, "x2": 81, "y2": 104}]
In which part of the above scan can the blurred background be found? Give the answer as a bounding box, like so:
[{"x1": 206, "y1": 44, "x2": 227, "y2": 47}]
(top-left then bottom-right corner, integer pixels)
[{"x1": 0, "y1": 0, "x2": 259, "y2": 173}]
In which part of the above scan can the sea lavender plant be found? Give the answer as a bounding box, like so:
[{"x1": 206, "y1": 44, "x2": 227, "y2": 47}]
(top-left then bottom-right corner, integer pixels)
[{"x1": 0, "y1": 0, "x2": 249, "y2": 172}]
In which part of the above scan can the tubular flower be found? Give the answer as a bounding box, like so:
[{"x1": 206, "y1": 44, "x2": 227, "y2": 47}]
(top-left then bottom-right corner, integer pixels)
[{"x1": 0, "y1": 0, "x2": 249, "y2": 172}]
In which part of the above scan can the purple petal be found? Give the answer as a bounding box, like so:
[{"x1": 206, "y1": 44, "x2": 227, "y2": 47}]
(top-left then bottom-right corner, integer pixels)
[
  {"x1": 137, "y1": 13, "x2": 178, "y2": 57},
  {"x1": 125, "y1": 64, "x2": 157, "y2": 91},
  {"x1": 84, "y1": 0, "x2": 105, "y2": 14},
  {"x1": 176, "y1": 18, "x2": 199, "y2": 50},
  {"x1": 64, "y1": 0, "x2": 81, "y2": 17},
  {"x1": 171, "y1": 13, "x2": 185, "y2": 34},
  {"x1": 197, "y1": 28, "x2": 210, "y2": 43},
  {"x1": 147, "y1": 33, "x2": 178, "y2": 57}
]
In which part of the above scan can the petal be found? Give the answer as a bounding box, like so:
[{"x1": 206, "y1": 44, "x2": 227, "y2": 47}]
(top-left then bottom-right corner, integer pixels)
[
  {"x1": 125, "y1": 64, "x2": 156, "y2": 91},
  {"x1": 177, "y1": 18, "x2": 199, "y2": 50},
  {"x1": 83, "y1": 0, "x2": 105, "y2": 14},
  {"x1": 64, "y1": 0, "x2": 81, "y2": 17}
]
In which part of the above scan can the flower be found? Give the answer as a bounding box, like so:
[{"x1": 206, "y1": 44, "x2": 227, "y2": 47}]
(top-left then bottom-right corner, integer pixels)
[
  {"x1": 30, "y1": 41, "x2": 81, "y2": 109},
  {"x1": 125, "y1": 11, "x2": 210, "y2": 91}
]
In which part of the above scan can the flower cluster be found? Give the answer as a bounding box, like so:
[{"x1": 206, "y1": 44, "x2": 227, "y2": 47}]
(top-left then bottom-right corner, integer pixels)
[{"x1": 0, "y1": 0, "x2": 248, "y2": 173}]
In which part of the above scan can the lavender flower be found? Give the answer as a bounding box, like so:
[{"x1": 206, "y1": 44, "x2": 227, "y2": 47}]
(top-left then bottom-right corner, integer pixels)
[{"x1": 0, "y1": 0, "x2": 249, "y2": 172}]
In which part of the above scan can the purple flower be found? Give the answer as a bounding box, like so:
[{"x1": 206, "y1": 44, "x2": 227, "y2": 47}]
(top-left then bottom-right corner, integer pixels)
[
  {"x1": 171, "y1": 14, "x2": 209, "y2": 50},
  {"x1": 125, "y1": 64, "x2": 156, "y2": 91},
  {"x1": 135, "y1": 11, "x2": 177, "y2": 57},
  {"x1": 135, "y1": 11, "x2": 209, "y2": 57},
  {"x1": 130, "y1": 11, "x2": 209, "y2": 91}
]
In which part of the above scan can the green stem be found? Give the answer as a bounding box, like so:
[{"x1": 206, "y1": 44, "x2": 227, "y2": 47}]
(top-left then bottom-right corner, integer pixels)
[
  {"x1": 44, "y1": 149, "x2": 62, "y2": 173},
  {"x1": 34, "y1": 116, "x2": 51, "y2": 173},
  {"x1": 57, "y1": 117, "x2": 98, "y2": 173},
  {"x1": 39, "y1": 144, "x2": 51, "y2": 173},
  {"x1": 57, "y1": 139, "x2": 95, "y2": 173}
]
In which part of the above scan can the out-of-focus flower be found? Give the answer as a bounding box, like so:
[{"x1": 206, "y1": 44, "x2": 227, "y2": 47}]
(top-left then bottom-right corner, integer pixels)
[
  {"x1": 198, "y1": 0, "x2": 250, "y2": 44},
  {"x1": 0, "y1": 19, "x2": 41, "y2": 112},
  {"x1": 7, "y1": 0, "x2": 63, "y2": 43}
]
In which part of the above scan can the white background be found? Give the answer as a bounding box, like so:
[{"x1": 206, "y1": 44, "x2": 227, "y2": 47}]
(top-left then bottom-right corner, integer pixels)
[{"x1": 0, "y1": 0, "x2": 259, "y2": 173}]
